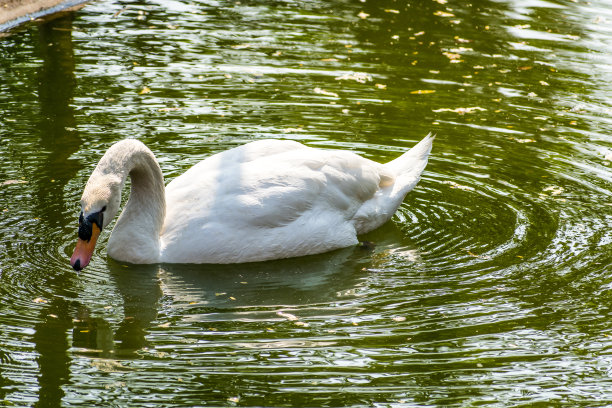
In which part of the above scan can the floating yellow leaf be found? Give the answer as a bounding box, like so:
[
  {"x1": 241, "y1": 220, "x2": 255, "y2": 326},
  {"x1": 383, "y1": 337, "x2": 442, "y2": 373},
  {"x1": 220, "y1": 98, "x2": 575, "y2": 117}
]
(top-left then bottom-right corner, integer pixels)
[
  {"x1": 33, "y1": 297, "x2": 47, "y2": 304},
  {"x1": 139, "y1": 86, "x2": 151, "y2": 95},
  {"x1": 434, "y1": 10, "x2": 455, "y2": 17},
  {"x1": 358, "y1": 11, "x2": 369, "y2": 19},
  {"x1": 385, "y1": 9, "x2": 400, "y2": 13},
  {"x1": 410, "y1": 90, "x2": 436, "y2": 94},
  {"x1": 375, "y1": 83, "x2": 387, "y2": 89}
]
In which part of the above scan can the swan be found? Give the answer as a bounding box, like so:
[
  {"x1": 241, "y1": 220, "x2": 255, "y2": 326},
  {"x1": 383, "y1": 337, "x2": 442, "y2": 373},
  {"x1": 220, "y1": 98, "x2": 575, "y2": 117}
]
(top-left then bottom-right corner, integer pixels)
[{"x1": 70, "y1": 135, "x2": 434, "y2": 271}]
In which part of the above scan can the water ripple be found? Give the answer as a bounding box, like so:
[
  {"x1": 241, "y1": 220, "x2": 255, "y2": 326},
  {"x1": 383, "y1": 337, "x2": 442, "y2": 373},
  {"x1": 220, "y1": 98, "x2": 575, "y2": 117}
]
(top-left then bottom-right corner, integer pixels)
[{"x1": 1, "y1": 0, "x2": 612, "y2": 405}]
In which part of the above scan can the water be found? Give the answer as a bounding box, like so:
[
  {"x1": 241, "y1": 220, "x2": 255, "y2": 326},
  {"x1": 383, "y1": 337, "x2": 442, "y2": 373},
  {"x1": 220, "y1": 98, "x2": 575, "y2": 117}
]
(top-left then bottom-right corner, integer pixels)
[{"x1": 1, "y1": 0, "x2": 612, "y2": 405}]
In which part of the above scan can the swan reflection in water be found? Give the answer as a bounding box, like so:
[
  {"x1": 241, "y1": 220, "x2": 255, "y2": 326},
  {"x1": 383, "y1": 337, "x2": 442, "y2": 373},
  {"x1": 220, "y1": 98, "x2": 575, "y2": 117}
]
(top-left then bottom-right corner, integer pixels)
[{"x1": 70, "y1": 243, "x2": 385, "y2": 357}]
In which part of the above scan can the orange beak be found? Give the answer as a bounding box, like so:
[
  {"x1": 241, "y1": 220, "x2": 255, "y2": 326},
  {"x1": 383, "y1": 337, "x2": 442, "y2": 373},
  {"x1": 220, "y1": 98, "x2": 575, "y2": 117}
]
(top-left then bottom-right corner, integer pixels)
[{"x1": 70, "y1": 223, "x2": 101, "y2": 271}]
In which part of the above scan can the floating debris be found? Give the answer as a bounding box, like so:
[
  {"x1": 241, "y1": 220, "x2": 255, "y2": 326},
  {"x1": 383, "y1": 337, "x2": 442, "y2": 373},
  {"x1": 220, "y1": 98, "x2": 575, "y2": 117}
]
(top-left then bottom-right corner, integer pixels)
[
  {"x1": 543, "y1": 186, "x2": 564, "y2": 196},
  {"x1": 276, "y1": 311, "x2": 298, "y2": 321},
  {"x1": 509, "y1": 137, "x2": 536, "y2": 143},
  {"x1": 410, "y1": 89, "x2": 435, "y2": 94},
  {"x1": 462, "y1": 248, "x2": 491, "y2": 259},
  {"x1": 442, "y1": 51, "x2": 462, "y2": 63},
  {"x1": 91, "y1": 359, "x2": 129, "y2": 372},
  {"x1": 443, "y1": 180, "x2": 474, "y2": 191},
  {"x1": 231, "y1": 43, "x2": 252, "y2": 49},
  {"x1": 282, "y1": 127, "x2": 306, "y2": 133},
  {"x1": 334, "y1": 72, "x2": 372, "y2": 83},
  {"x1": 433, "y1": 107, "x2": 486, "y2": 114},
  {"x1": 1, "y1": 180, "x2": 27, "y2": 186},
  {"x1": 313, "y1": 87, "x2": 339, "y2": 98}
]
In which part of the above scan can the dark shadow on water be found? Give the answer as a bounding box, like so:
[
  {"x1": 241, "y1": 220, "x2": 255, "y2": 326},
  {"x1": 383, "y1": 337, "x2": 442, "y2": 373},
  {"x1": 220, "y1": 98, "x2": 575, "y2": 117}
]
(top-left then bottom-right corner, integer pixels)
[
  {"x1": 94, "y1": 245, "x2": 377, "y2": 358},
  {"x1": 110, "y1": 244, "x2": 373, "y2": 307},
  {"x1": 156, "y1": 245, "x2": 373, "y2": 307}
]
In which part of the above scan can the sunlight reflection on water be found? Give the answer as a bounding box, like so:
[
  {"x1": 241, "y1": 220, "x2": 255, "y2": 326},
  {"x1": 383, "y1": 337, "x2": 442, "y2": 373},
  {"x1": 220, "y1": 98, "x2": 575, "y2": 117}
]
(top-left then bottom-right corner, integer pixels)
[{"x1": 0, "y1": 0, "x2": 611, "y2": 405}]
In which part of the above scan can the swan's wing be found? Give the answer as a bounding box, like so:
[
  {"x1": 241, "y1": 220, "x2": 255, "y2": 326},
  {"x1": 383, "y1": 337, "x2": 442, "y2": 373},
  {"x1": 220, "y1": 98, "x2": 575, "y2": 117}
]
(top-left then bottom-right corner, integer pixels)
[
  {"x1": 161, "y1": 144, "x2": 394, "y2": 262},
  {"x1": 233, "y1": 149, "x2": 393, "y2": 229}
]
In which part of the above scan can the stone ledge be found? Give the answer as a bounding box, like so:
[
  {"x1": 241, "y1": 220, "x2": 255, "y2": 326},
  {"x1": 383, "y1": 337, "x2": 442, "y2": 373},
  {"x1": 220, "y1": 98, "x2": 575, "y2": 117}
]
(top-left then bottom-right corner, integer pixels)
[{"x1": 0, "y1": 0, "x2": 89, "y2": 31}]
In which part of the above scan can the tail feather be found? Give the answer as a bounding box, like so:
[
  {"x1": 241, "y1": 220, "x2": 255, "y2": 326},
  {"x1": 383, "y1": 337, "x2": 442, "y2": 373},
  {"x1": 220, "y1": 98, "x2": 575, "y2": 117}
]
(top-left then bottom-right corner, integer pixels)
[
  {"x1": 386, "y1": 133, "x2": 434, "y2": 191},
  {"x1": 385, "y1": 133, "x2": 435, "y2": 173},
  {"x1": 352, "y1": 134, "x2": 434, "y2": 234}
]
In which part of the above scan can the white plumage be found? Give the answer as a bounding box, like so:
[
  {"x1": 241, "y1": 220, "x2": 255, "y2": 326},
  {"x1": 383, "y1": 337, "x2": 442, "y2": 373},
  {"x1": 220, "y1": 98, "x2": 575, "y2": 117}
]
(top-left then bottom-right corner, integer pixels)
[{"x1": 70, "y1": 135, "x2": 433, "y2": 270}]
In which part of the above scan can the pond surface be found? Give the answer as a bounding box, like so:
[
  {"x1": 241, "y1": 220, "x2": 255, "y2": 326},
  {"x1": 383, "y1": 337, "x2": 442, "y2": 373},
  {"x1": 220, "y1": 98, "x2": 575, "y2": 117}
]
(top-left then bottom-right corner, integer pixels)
[{"x1": 1, "y1": 0, "x2": 612, "y2": 405}]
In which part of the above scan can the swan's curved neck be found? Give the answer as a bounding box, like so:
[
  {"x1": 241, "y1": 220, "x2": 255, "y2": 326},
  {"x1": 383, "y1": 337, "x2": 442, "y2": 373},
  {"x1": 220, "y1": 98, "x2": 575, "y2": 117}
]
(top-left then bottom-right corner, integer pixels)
[{"x1": 95, "y1": 140, "x2": 166, "y2": 263}]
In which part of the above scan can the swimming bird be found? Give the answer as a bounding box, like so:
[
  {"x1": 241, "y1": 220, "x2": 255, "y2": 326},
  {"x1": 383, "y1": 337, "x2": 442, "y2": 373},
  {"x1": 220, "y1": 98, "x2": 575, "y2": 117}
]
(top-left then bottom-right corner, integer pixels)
[{"x1": 70, "y1": 135, "x2": 433, "y2": 271}]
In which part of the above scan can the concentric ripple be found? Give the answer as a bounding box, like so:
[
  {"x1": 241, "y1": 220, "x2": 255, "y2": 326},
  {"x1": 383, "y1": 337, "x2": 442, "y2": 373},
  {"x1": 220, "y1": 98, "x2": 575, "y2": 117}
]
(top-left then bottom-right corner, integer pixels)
[{"x1": 1, "y1": 0, "x2": 612, "y2": 405}]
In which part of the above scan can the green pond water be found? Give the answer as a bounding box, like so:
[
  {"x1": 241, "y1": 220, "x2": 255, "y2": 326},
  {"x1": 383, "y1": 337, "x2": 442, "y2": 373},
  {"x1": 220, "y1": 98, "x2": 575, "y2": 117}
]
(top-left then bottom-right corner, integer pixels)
[{"x1": 1, "y1": 0, "x2": 612, "y2": 405}]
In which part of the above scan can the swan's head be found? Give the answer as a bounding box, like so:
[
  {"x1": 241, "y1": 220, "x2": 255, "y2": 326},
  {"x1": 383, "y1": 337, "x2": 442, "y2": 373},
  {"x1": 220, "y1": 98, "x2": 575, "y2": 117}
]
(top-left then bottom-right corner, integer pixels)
[{"x1": 70, "y1": 174, "x2": 122, "y2": 271}]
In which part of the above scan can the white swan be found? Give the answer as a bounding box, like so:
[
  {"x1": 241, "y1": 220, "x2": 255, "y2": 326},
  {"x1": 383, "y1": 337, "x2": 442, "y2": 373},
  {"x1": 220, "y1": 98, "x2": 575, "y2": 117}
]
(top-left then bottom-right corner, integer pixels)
[{"x1": 70, "y1": 135, "x2": 434, "y2": 270}]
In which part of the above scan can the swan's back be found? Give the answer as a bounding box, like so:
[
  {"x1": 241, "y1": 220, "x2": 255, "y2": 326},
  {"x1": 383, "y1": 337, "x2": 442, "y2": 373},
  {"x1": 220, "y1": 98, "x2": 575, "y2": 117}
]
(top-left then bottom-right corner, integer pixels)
[{"x1": 160, "y1": 138, "x2": 432, "y2": 264}]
